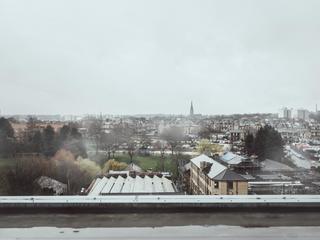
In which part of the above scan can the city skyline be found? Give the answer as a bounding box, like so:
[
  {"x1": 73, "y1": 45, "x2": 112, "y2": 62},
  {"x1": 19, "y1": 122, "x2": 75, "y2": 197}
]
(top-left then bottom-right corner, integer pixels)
[
  {"x1": 0, "y1": 103, "x2": 318, "y2": 117},
  {"x1": 1, "y1": 1, "x2": 320, "y2": 237}
]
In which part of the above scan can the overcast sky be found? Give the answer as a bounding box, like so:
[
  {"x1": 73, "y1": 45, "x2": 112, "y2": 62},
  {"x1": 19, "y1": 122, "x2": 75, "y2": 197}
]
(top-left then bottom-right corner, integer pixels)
[{"x1": 0, "y1": 0, "x2": 319, "y2": 115}]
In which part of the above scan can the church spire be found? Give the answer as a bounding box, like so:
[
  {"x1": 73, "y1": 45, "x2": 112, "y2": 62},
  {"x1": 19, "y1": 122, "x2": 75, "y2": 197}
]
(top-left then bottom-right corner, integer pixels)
[{"x1": 190, "y1": 101, "x2": 194, "y2": 116}]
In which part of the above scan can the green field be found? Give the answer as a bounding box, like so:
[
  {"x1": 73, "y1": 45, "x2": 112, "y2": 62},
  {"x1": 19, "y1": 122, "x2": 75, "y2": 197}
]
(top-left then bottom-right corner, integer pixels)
[
  {"x1": 113, "y1": 154, "x2": 178, "y2": 174},
  {"x1": 0, "y1": 158, "x2": 16, "y2": 168}
]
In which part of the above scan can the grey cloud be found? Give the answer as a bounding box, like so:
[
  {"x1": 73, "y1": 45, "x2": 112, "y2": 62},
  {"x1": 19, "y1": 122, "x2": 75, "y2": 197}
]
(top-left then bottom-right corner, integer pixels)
[{"x1": 0, "y1": 0, "x2": 319, "y2": 115}]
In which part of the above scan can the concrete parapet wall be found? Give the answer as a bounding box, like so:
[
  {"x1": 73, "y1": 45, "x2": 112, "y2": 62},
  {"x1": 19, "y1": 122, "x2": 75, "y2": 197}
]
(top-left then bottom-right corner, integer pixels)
[{"x1": 1, "y1": 195, "x2": 320, "y2": 213}]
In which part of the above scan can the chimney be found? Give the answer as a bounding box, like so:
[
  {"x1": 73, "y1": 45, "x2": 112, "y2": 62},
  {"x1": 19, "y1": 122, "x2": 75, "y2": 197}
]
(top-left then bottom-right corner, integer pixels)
[
  {"x1": 200, "y1": 161, "x2": 213, "y2": 174},
  {"x1": 200, "y1": 161, "x2": 208, "y2": 171}
]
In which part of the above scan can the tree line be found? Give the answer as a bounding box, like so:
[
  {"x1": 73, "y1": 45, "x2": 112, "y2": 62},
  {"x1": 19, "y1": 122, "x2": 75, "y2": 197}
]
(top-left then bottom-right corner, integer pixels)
[
  {"x1": 244, "y1": 125, "x2": 284, "y2": 161},
  {"x1": 0, "y1": 117, "x2": 87, "y2": 158}
]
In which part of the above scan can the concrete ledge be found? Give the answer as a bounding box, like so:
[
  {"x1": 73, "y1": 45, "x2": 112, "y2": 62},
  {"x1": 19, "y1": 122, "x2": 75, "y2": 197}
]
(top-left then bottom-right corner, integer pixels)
[{"x1": 1, "y1": 195, "x2": 320, "y2": 213}]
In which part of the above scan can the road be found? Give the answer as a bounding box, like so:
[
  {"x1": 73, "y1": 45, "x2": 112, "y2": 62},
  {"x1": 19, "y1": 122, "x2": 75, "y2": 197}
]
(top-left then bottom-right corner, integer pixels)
[
  {"x1": 286, "y1": 145, "x2": 312, "y2": 169},
  {"x1": 1, "y1": 226, "x2": 320, "y2": 239}
]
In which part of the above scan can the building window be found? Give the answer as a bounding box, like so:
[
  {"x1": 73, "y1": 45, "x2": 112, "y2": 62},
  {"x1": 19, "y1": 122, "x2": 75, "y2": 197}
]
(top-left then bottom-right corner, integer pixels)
[
  {"x1": 214, "y1": 182, "x2": 219, "y2": 189},
  {"x1": 227, "y1": 181, "x2": 233, "y2": 189}
]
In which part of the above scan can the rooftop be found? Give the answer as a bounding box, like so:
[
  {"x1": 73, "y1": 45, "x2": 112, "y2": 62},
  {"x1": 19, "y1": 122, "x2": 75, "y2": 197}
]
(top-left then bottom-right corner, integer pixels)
[
  {"x1": 88, "y1": 175, "x2": 177, "y2": 195},
  {"x1": 191, "y1": 154, "x2": 227, "y2": 179},
  {"x1": 190, "y1": 154, "x2": 245, "y2": 181},
  {"x1": 214, "y1": 169, "x2": 247, "y2": 181},
  {"x1": 261, "y1": 159, "x2": 294, "y2": 172},
  {"x1": 220, "y1": 152, "x2": 247, "y2": 165}
]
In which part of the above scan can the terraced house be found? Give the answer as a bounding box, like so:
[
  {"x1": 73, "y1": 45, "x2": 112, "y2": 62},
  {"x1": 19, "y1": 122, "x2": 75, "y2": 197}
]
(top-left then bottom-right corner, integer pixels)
[{"x1": 190, "y1": 154, "x2": 248, "y2": 195}]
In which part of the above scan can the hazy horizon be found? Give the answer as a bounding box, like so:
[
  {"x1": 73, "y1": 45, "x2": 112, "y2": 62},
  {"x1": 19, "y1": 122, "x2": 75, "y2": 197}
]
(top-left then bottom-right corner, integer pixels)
[
  {"x1": 1, "y1": 0, "x2": 319, "y2": 115},
  {"x1": 0, "y1": 110, "x2": 276, "y2": 117}
]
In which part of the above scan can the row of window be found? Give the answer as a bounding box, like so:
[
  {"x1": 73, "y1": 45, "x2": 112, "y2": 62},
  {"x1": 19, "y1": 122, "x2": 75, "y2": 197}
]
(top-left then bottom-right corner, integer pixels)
[{"x1": 190, "y1": 163, "x2": 236, "y2": 194}]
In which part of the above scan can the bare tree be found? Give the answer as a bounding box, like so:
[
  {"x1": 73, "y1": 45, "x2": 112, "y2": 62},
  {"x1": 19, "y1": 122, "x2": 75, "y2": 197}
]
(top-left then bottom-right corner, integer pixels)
[
  {"x1": 127, "y1": 140, "x2": 136, "y2": 164},
  {"x1": 159, "y1": 141, "x2": 166, "y2": 172},
  {"x1": 198, "y1": 119, "x2": 221, "y2": 139},
  {"x1": 101, "y1": 132, "x2": 115, "y2": 159},
  {"x1": 139, "y1": 131, "x2": 151, "y2": 155},
  {"x1": 88, "y1": 117, "x2": 104, "y2": 154},
  {"x1": 160, "y1": 126, "x2": 185, "y2": 156},
  {"x1": 153, "y1": 140, "x2": 166, "y2": 171}
]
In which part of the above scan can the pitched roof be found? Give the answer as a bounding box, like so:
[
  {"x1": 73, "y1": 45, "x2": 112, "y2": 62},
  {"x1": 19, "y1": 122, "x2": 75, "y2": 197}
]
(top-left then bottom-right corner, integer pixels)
[
  {"x1": 220, "y1": 152, "x2": 246, "y2": 165},
  {"x1": 261, "y1": 159, "x2": 294, "y2": 172},
  {"x1": 191, "y1": 154, "x2": 247, "y2": 181},
  {"x1": 190, "y1": 154, "x2": 227, "y2": 179},
  {"x1": 190, "y1": 154, "x2": 216, "y2": 168},
  {"x1": 213, "y1": 169, "x2": 247, "y2": 181},
  {"x1": 88, "y1": 175, "x2": 176, "y2": 195}
]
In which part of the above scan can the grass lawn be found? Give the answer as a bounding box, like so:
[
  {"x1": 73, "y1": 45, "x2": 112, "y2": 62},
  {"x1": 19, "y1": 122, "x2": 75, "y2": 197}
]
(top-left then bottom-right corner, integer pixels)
[
  {"x1": 0, "y1": 158, "x2": 16, "y2": 169},
  {"x1": 113, "y1": 154, "x2": 179, "y2": 175}
]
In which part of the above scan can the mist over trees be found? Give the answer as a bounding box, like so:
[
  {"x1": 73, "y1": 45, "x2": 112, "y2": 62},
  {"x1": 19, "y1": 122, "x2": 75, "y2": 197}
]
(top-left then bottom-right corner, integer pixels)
[
  {"x1": 87, "y1": 117, "x2": 104, "y2": 154},
  {"x1": 0, "y1": 116, "x2": 191, "y2": 195},
  {"x1": 5, "y1": 157, "x2": 55, "y2": 195},
  {"x1": 0, "y1": 117, "x2": 91, "y2": 195},
  {"x1": 160, "y1": 126, "x2": 185, "y2": 155},
  {"x1": 3, "y1": 149, "x2": 99, "y2": 195},
  {"x1": 57, "y1": 124, "x2": 87, "y2": 158},
  {"x1": 244, "y1": 125, "x2": 284, "y2": 161},
  {"x1": 0, "y1": 117, "x2": 87, "y2": 159}
]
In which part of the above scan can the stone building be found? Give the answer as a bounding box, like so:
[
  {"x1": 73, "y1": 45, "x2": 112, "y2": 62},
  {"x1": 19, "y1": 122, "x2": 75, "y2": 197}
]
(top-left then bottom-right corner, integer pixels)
[{"x1": 190, "y1": 154, "x2": 248, "y2": 195}]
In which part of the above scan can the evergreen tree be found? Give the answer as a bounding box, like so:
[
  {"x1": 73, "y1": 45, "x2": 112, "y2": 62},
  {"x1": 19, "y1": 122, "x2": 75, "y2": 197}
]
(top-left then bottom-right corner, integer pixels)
[
  {"x1": 57, "y1": 125, "x2": 87, "y2": 158},
  {"x1": 0, "y1": 117, "x2": 15, "y2": 157},
  {"x1": 253, "y1": 125, "x2": 284, "y2": 161},
  {"x1": 244, "y1": 133, "x2": 255, "y2": 156},
  {"x1": 43, "y1": 125, "x2": 56, "y2": 157},
  {"x1": 31, "y1": 130, "x2": 43, "y2": 153}
]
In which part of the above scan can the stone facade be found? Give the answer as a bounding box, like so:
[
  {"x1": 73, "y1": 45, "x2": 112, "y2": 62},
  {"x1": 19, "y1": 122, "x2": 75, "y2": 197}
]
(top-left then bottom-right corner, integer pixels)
[{"x1": 189, "y1": 155, "x2": 248, "y2": 195}]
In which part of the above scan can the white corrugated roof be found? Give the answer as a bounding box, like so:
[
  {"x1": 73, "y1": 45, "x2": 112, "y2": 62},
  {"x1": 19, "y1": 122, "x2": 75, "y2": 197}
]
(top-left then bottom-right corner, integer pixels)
[
  {"x1": 121, "y1": 176, "x2": 135, "y2": 193},
  {"x1": 88, "y1": 175, "x2": 177, "y2": 195},
  {"x1": 100, "y1": 177, "x2": 116, "y2": 194},
  {"x1": 153, "y1": 176, "x2": 163, "y2": 193},
  {"x1": 89, "y1": 177, "x2": 108, "y2": 196},
  {"x1": 133, "y1": 176, "x2": 144, "y2": 193},
  {"x1": 162, "y1": 177, "x2": 175, "y2": 192},
  {"x1": 88, "y1": 178, "x2": 101, "y2": 194},
  {"x1": 110, "y1": 176, "x2": 125, "y2": 193},
  {"x1": 144, "y1": 176, "x2": 153, "y2": 193}
]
